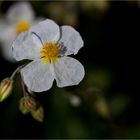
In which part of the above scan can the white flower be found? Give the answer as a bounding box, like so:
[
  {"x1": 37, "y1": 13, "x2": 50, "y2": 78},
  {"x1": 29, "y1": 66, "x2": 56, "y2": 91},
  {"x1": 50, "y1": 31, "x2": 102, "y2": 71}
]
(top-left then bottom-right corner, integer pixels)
[
  {"x1": 69, "y1": 95, "x2": 81, "y2": 107},
  {"x1": 0, "y1": 2, "x2": 44, "y2": 62},
  {"x1": 12, "y1": 19, "x2": 85, "y2": 92}
]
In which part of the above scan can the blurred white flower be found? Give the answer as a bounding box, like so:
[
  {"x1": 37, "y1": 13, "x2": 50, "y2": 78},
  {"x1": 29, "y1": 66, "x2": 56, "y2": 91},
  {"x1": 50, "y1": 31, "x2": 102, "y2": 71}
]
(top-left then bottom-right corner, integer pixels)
[
  {"x1": 69, "y1": 95, "x2": 81, "y2": 107},
  {"x1": 45, "y1": 2, "x2": 78, "y2": 27},
  {"x1": 0, "y1": 2, "x2": 43, "y2": 62},
  {"x1": 80, "y1": 0, "x2": 109, "y2": 13},
  {"x1": 12, "y1": 19, "x2": 85, "y2": 92}
]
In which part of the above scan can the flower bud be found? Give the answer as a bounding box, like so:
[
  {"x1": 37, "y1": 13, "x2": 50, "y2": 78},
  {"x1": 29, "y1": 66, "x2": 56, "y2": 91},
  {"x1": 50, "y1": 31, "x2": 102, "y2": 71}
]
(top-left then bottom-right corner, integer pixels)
[
  {"x1": 19, "y1": 96, "x2": 37, "y2": 114},
  {"x1": 31, "y1": 106, "x2": 44, "y2": 122},
  {"x1": 0, "y1": 78, "x2": 13, "y2": 102}
]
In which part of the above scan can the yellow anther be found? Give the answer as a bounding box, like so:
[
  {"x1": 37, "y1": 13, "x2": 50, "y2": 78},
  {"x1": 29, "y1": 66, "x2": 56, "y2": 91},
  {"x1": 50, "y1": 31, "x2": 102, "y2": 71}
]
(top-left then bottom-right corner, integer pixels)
[{"x1": 40, "y1": 42, "x2": 60, "y2": 63}]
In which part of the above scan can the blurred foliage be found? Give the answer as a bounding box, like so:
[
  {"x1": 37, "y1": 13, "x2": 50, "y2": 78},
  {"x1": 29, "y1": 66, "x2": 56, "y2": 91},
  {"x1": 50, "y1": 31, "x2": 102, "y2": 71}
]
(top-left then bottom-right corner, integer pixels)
[{"x1": 0, "y1": 0, "x2": 140, "y2": 139}]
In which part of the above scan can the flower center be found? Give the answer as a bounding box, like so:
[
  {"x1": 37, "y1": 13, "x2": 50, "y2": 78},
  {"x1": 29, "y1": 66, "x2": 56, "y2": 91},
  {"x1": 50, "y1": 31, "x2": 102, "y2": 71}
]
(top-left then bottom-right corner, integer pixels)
[
  {"x1": 40, "y1": 42, "x2": 60, "y2": 63},
  {"x1": 16, "y1": 21, "x2": 30, "y2": 35}
]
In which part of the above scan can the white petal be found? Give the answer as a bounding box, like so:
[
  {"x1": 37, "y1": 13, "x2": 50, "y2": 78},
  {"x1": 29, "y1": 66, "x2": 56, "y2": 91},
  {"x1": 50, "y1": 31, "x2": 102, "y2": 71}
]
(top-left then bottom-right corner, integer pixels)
[
  {"x1": 6, "y1": 2, "x2": 35, "y2": 24},
  {"x1": 12, "y1": 31, "x2": 42, "y2": 61},
  {"x1": 32, "y1": 17, "x2": 46, "y2": 25},
  {"x1": 59, "y1": 26, "x2": 84, "y2": 55},
  {"x1": 53, "y1": 56, "x2": 85, "y2": 87},
  {"x1": 30, "y1": 19, "x2": 60, "y2": 44},
  {"x1": 21, "y1": 60, "x2": 55, "y2": 92}
]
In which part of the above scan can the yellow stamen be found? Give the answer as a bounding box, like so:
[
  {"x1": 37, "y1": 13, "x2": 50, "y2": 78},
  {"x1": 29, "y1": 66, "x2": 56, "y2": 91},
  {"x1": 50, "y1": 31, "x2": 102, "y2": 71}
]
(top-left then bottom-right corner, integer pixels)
[
  {"x1": 40, "y1": 42, "x2": 60, "y2": 64},
  {"x1": 16, "y1": 21, "x2": 30, "y2": 35}
]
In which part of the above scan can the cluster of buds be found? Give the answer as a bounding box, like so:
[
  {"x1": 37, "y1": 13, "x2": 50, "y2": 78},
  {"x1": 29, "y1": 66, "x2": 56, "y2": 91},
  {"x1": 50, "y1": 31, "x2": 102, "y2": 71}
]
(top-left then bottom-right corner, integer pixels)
[
  {"x1": 0, "y1": 68, "x2": 44, "y2": 122},
  {"x1": 19, "y1": 96, "x2": 44, "y2": 122}
]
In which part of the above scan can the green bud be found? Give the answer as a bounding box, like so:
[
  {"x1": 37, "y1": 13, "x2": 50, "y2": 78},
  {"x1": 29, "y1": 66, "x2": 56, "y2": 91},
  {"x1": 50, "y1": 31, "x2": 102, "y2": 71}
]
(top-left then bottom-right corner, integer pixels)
[
  {"x1": 19, "y1": 96, "x2": 37, "y2": 114},
  {"x1": 0, "y1": 78, "x2": 13, "y2": 102},
  {"x1": 31, "y1": 106, "x2": 44, "y2": 122}
]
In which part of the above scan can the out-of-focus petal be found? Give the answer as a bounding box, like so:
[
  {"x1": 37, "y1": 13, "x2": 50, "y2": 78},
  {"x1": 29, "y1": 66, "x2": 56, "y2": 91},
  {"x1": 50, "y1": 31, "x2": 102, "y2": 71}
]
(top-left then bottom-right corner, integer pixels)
[
  {"x1": 1, "y1": 41, "x2": 16, "y2": 62},
  {"x1": 6, "y1": 2, "x2": 35, "y2": 24},
  {"x1": 0, "y1": 21, "x2": 15, "y2": 43},
  {"x1": 0, "y1": 22, "x2": 16, "y2": 62}
]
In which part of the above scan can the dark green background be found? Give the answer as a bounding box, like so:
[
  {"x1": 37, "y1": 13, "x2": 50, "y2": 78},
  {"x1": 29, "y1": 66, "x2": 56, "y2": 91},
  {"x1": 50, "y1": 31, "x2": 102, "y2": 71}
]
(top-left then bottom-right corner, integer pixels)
[{"x1": 0, "y1": 1, "x2": 139, "y2": 139}]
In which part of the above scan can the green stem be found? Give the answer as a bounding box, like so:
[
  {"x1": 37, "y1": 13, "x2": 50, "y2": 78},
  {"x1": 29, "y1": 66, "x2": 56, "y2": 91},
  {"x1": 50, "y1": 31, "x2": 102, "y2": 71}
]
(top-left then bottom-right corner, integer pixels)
[{"x1": 10, "y1": 64, "x2": 26, "y2": 79}]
